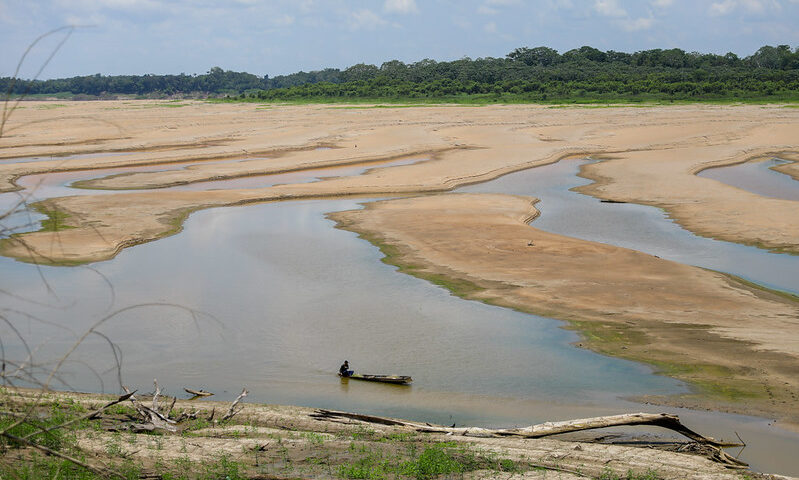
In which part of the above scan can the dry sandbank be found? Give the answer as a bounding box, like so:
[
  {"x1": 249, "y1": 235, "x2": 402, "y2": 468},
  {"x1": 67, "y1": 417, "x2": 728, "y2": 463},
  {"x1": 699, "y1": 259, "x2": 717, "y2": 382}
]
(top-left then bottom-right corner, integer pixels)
[
  {"x1": 1, "y1": 102, "x2": 798, "y2": 264},
  {"x1": 772, "y1": 158, "x2": 799, "y2": 181}
]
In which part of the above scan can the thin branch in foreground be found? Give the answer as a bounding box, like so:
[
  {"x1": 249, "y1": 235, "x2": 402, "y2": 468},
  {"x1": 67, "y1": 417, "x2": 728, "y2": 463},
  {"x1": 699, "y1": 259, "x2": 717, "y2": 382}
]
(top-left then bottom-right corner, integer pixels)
[
  {"x1": 19, "y1": 391, "x2": 135, "y2": 441},
  {"x1": 1, "y1": 26, "x2": 76, "y2": 138},
  {"x1": 2, "y1": 432, "x2": 124, "y2": 479}
]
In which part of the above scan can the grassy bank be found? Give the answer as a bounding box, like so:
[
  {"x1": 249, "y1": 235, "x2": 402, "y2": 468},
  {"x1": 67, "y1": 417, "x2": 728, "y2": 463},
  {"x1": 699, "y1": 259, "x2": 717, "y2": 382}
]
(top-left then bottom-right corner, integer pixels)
[{"x1": 3, "y1": 388, "x2": 729, "y2": 480}]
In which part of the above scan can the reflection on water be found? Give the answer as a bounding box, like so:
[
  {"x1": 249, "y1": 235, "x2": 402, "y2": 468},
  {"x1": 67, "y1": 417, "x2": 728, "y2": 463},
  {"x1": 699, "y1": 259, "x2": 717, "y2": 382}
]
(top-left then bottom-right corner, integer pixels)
[
  {"x1": 0, "y1": 190, "x2": 47, "y2": 238},
  {"x1": 698, "y1": 158, "x2": 799, "y2": 202},
  {"x1": 0, "y1": 200, "x2": 683, "y2": 405},
  {"x1": 458, "y1": 159, "x2": 799, "y2": 295}
]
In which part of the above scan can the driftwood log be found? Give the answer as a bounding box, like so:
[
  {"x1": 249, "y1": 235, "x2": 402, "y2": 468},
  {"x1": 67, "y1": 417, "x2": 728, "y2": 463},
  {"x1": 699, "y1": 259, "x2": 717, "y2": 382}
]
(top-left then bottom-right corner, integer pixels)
[
  {"x1": 119, "y1": 382, "x2": 247, "y2": 431},
  {"x1": 311, "y1": 410, "x2": 748, "y2": 468},
  {"x1": 123, "y1": 385, "x2": 177, "y2": 433}
]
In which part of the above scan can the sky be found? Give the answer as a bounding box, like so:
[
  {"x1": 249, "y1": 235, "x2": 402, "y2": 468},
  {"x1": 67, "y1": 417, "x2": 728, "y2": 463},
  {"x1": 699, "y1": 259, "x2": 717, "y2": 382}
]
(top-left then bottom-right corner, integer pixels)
[{"x1": 2, "y1": 0, "x2": 799, "y2": 80}]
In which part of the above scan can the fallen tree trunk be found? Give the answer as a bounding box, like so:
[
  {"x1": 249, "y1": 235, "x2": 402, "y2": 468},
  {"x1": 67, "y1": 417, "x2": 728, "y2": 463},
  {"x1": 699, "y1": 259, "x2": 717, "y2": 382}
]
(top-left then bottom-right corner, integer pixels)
[
  {"x1": 312, "y1": 410, "x2": 747, "y2": 468},
  {"x1": 498, "y1": 413, "x2": 738, "y2": 446}
]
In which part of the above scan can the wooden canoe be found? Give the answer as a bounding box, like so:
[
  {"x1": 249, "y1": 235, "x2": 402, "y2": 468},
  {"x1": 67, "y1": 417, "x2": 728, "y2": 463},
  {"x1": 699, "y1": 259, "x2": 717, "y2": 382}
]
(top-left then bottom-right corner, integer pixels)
[
  {"x1": 184, "y1": 388, "x2": 213, "y2": 397},
  {"x1": 339, "y1": 373, "x2": 412, "y2": 385}
]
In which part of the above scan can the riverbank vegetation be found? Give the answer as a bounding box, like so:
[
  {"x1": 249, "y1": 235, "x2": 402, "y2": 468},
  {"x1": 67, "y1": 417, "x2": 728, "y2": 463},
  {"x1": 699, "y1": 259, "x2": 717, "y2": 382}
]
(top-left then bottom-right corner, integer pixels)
[
  {"x1": 1, "y1": 388, "x2": 760, "y2": 480},
  {"x1": 3, "y1": 45, "x2": 798, "y2": 103}
]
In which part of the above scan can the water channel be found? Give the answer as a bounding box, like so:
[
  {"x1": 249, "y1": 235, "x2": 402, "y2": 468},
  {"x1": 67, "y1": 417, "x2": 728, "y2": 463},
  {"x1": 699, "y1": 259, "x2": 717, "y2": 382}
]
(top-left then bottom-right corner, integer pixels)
[
  {"x1": 1, "y1": 157, "x2": 799, "y2": 474},
  {"x1": 458, "y1": 158, "x2": 799, "y2": 295},
  {"x1": 0, "y1": 155, "x2": 428, "y2": 238},
  {"x1": 698, "y1": 157, "x2": 799, "y2": 202}
]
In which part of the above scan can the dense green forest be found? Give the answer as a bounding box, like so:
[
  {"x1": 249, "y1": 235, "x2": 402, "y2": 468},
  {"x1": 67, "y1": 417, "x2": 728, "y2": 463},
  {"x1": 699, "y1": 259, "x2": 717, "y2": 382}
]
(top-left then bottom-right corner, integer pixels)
[{"x1": 3, "y1": 45, "x2": 799, "y2": 102}]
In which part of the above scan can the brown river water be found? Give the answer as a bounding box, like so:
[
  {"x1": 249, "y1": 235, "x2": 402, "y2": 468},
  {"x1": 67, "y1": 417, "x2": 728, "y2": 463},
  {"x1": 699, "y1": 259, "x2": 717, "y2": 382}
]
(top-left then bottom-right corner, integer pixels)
[{"x1": 1, "y1": 156, "x2": 799, "y2": 474}]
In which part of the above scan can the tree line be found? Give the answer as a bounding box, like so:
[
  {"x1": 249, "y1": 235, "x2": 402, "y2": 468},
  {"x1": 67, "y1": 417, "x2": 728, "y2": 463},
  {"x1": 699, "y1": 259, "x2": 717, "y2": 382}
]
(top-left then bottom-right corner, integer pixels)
[{"x1": 3, "y1": 45, "x2": 798, "y2": 102}]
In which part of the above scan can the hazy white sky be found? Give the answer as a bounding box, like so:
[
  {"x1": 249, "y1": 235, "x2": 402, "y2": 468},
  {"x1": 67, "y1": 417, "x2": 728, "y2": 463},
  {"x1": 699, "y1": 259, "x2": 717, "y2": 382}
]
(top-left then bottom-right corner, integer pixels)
[{"x1": 2, "y1": 0, "x2": 798, "y2": 79}]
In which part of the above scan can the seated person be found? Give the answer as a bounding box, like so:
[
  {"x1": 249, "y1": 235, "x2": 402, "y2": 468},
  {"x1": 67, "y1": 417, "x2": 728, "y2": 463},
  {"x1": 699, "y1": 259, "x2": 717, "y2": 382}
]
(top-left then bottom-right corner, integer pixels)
[{"x1": 339, "y1": 360, "x2": 353, "y2": 377}]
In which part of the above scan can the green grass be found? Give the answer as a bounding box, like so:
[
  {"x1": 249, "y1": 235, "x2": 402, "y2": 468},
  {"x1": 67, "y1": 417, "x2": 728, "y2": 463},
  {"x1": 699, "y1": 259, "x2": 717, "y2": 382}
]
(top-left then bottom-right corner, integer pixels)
[
  {"x1": 327, "y1": 104, "x2": 467, "y2": 109},
  {"x1": 598, "y1": 468, "x2": 665, "y2": 480},
  {"x1": 353, "y1": 231, "x2": 486, "y2": 299},
  {"x1": 337, "y1": 442, "x2": 520, "y2": 480},
  {"x1": 0, "y1": 400, "x2": 129, "y2": 480},
  {"x1": 567, "y1": 318, "x2": 767, "y2": 402},
  {"x1": 0, "y1": 416, "x2": 68, "y2": 451},
  {"x1": 155, "y1": 102, "x2": 189, "y2": 108},
  {"x1": 302, "y1": 432, "x2": 326, "y2": 445},
  {"x1": 0, "y1": 453, "x2": 128, "y2": 480},
  {"x1": 648, "y1": 359, "x2": 762, "y2": 401},
  {"x1": 719, "y1": 271, "x2": 799, "y2": 303},
  {"x1": 547, "y1": 104, "x2": 656, "y2": 109},
  {"x1": 103, "y1": 404, "x2": 137, "y2": 416},
  {"x1": 32, "y1": 202, "x2": 74, "y2": 232},
  {"x1": 226, "y1": 92, "x2": 799, "y2": 107}
]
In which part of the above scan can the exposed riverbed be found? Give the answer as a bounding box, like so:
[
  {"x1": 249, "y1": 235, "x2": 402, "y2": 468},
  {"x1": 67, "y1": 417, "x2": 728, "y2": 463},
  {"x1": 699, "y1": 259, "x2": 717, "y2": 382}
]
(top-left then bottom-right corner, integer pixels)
[{"x1": 2, "y1": 156, "x2": 799, "y2": 474}]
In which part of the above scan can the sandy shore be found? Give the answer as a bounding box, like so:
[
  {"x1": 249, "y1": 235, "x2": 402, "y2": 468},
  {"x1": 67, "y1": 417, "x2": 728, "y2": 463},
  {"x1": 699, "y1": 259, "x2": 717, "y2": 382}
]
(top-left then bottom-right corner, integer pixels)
[
  {"x1": 774, "y1": 159, "x2": 799, "y2": 181},
  {"x1": 3, "y1": 388, "x2": 786, "y2": 479},
  {"x1": 1, "y1": 102, "x2": 798, "y2": 264}
]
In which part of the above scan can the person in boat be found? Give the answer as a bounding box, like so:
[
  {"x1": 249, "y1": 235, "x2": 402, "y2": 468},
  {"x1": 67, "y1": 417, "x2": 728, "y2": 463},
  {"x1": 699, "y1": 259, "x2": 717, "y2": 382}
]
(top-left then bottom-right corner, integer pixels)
[{"x1": 339, "y1": 360, "x2": 353, "y2": 377}]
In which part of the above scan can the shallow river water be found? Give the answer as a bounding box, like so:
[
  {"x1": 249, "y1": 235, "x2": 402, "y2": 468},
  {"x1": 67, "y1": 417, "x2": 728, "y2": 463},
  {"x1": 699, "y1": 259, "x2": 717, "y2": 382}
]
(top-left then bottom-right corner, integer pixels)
[
  {"x1": 459, "y1": 158, "x2": 799, "y2": 295},
  {"x1": 698, "y1": 157, "x2": 799, "y2": 202},
  {"x1": 2, "y1": 158, "x2": 799, "y2": 474}
]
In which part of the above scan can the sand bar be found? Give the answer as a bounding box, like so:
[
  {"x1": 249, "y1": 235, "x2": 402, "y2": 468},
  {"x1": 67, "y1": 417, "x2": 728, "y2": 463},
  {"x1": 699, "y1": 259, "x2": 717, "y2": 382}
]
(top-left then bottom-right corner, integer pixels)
[
  {"x1": 773, "y1": 160, "x2": 799, "y2": 181},
  {"x1": 1, "y1": 102, "x2": 798, "y2": 264}
]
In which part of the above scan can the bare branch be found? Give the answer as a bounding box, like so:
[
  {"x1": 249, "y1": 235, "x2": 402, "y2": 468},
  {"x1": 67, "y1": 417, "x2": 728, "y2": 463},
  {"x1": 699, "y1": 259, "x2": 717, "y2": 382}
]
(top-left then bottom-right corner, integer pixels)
[
  {"x1": 152, "y1": 378, "x2": 161, "y2": 412},
  {"x1": 20, "y1": 391, "x2": 135, "y2": 440},
  {"x1": 2, "y1": 26, "x2": 76, "y2": 138},
  {"x1": 122, "y1": 386, "x2": 176, "y2": 432},
  {"x1": 221, "y1": 388, "x2": 248, "y2": 421}
]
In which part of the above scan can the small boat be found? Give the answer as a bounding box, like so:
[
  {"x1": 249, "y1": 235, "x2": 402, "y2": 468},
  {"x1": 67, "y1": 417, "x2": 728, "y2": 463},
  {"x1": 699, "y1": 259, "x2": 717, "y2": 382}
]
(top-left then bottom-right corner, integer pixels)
[
  {"x1": 339, "y1": 373, "x2": 412, "y2": 385},
  {"x1": 184, "y1": 387, "x2": 214, "y2": 397}
]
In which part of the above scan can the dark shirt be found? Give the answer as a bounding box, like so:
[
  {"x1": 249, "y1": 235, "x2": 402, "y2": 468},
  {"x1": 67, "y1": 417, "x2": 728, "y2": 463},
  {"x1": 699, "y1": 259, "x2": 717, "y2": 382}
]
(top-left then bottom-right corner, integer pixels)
[{"x1": 339, "y1": 363, "x2": 349, "y2": 376}]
